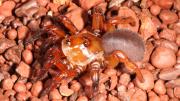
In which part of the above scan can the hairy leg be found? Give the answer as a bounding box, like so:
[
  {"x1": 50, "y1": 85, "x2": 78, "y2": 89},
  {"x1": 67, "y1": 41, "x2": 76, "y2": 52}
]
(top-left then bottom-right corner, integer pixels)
[
  {"x1": 108, "y1": 50, "x2": 144, "y2": 82},
  {"x1": 92, "y1": 7, "x2": 104, "y2": 35},
  {"x1": 89, "y1": 61, "x2": 101, "y2": 91},
  {"x1": 57, "y1": 15, "x2": 79, "y2": 35},
  {"x1": 38, "y1": 47, "x2": 78, "y2": 96}
]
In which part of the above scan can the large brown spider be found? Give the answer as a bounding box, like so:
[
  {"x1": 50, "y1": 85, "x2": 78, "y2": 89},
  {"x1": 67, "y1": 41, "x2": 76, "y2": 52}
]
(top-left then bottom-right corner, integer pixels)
[{"x1": 25, "y1": 7, "x2": 145, "y2": 97}]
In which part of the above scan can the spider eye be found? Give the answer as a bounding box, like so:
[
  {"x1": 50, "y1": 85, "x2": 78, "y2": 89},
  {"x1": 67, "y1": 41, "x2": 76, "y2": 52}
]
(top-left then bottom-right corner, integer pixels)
[
  {"x1": 83, "y1": 37, "x2": 89, "y2": 47},
  {"x1": 65, "y1": 39, "x2": 71, "y2": 46}
]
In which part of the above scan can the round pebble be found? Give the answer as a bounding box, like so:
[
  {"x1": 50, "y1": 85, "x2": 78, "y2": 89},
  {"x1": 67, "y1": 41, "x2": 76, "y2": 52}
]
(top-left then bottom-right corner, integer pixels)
[
  {"x1": 131, "y1": 88, "x2": 147, "y2": 101},
  {"x1": 13, "y1": 82, "x2": 27, "y2": 93},
  {"x1": 2, "y1": 78, "x2": 14, "y2": 90},
  {"x1": 119, "y1": 73, "x2": 131, "y2": 86},
  {"x1": 16, "y1": 61, "x2": 31, "y2": 78},
  {"x1": 77, "y1": 96, "x2": 88, "y2": 101},
  {"x1": 0, "y1": 1, "x2": 16, "y2": 17},
  {"x1": 17, "y1": 25, "x2": 29, "y2": 40},
  {"x1": 7, "y1": 29, "x2": 17, "y2": 40},
  {"x1": 148, "y1": 91, "x2": 160, "y2": 101},
  {"x1": 151, "y1": 47, "x2": 176, "y2": 69},
  {"x1": 22, "y1": 49, "x2": 33, "y2": 64},
  {"x1": 134, "y1": 69, "x2": 154, "y2": 90},
  {"x1": 159, "y1": 10, "x2": 178, "y2": 24},
  {"x1": 49, "y1": 89, "x2": 62, "y2": 100},
  {"x1": 153, "y1": 80, "x2": 166, "y2": 95},
  {"x1": 159, "y1": 95, "x2": 169, "y2": 101},
  {"x1": 31, "y1": 81, "x2": 43, "y2": 97},
  {"x1": 154, "y1": 0, "x2": 174, "y2": 9},
  {"x1": 174, "y1": 87, "x2": 180, "y2": 98},
  {"x1": 150, "y1": 4, "x2": 161, "y2": 16}
]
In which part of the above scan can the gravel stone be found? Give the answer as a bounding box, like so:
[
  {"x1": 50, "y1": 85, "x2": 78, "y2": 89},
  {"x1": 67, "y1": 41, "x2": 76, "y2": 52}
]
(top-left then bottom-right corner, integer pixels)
[{"x1": 16, "y1": 62, "x2": 31, "y2": 78}]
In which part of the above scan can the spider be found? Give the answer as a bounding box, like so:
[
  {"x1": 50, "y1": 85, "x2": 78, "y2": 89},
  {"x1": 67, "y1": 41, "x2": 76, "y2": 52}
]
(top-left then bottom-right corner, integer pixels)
[{"x1": 25, "y1": 7, "x2": 145, "y2": 97}]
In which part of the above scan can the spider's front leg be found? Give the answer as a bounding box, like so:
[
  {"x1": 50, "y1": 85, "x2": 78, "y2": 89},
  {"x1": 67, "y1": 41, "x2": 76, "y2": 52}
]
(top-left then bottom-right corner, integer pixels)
[
  {"x1": 36, "y1": 46, "x2": 78, "y2": 96},
  {"x1": 106, "y1": 50, "x2": 144, "y2": 82},
  {"x1": 92, "y1": 7, "x2": 104, "y2": 35},
  {"x1": 91, "y1": 7, "x2": 136, "y2": 33},
  {"x1": 57, "y1": 15, "x2": 79, "y2": 35},
  {"x1": 30, "y1": 46, "x2": 62, "y2": 82},
  {"x1": 89, "y1": 61, "x2": 102, "y2": 91}
]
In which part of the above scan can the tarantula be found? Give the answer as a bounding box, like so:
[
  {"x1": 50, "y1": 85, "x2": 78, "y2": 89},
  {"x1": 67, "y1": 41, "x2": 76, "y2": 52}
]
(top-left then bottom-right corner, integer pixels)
[{"x1": 25, "y1": 7, "x2": 145, "y2": 97}]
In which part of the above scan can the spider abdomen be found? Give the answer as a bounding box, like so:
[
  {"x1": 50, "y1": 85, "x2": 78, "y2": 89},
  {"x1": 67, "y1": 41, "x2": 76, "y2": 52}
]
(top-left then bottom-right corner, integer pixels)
[{"x1": 102, "y1": 29, "x2": 145, "y2": 62}]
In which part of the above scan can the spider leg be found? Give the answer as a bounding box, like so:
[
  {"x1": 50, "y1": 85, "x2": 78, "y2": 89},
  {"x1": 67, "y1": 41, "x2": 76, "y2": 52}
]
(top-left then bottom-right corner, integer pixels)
[
  {"x1": 104, "y1": 16, "x2": 136, "y2": 32},
  {"x1": 107, "y1": 16, "x2": 136, "y2": 26},
  {"x1": 38, "y1": 47, "x2": 77, "y2": 96},
  {"x1": 40, "y1": 61, "x2": 77, "y2": 97},
  {"x1": 107, "y1": 50, "x2": 144, "y2": 82},
  {"x1": 30, "y1": 46, "x2": 60, "y2": 82},
  {"x1": 92, "y1": 7, "x2": 104, "y2": 35},
  {"x1": 43, "y1": 25, "x2": 66, "y2": 39},
  {"x1": 57, "y1": 15, "x2": 79, "y2": 35},
  {"x1": 89, "y1": 61, "x2": 101, "y2": 92},
  {"x1": 24, "y1": 30, "x2": 45, "y2": 45}
]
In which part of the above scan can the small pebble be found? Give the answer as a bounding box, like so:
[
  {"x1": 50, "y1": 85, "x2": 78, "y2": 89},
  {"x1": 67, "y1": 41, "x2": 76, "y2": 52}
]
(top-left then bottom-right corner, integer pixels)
[
  {"x1": 0, "y1": 73, "x2": 4, "y2": 82},
  {"x1": 153, "y1": 80, "x2": 166, "y2": 95},
  {"x1": 0, "y1": 55, "x2": 5, "y2": 65},
  {"x1": 31, "y1": 97, "x2": 41, "y2": 101},
  {"x1": 174, "y1": 87, "x2": 180, "y2": 98},
  {"x1": 165, "y1": 79, "x2": 180, "y2": 88},
  {"x1": 150, "y1": 4, "x2": 161, "y2": 16},
  {"x1": 92, "y1": 93, "x2": 107, "y2": 101},
  {"x1": 70, "y1": 80, "x2": 81, "y2": 92},
  {"x1": 131, "y1": 88, "x2": 147, "y2": 101},
  {"x1": 16, "y1": 92, "x2": 30, "y2": 101},
  {"x1": 148, "y1": 91, "x2": 160, "y2": 101},
  {"x1": 169, "y1": 98, "x2": 179, "y2": 101},
  {"x1": 134, "y1": 69, "x2": 154, "y2": 90},
  {"x1": 154, "y1": 0, "x2": 174, "y2": 9},
  {"x1": 16, "y1": 61, "x2": 31, "y2": 78},
  {"x1": 31, "y1": 81, "x2": 43, "y2": 97},
  {"x1": 157, "y1": 39, "x2": 178, "y2": 53},
  {"x1": 37, "y1": 0, "x2": 49, "y2": 7},
  {"x1": 59, "y1": 83, "x2": 74, "y2": 97},
  {"x1": 5, "y1": 45, "x2": 22, "y2": 64},
  {"x1": 159, "y1": 68, "x2": 180, "y2": 80},
  {"x1": 4, "y1": 89, "x2": 16, "y2": 97},
  {"x1": 0, "y1": 38, "x2": 16, "y2": 54},
  {"x1": 140, "y1": 11, "x2": 157, "y2": 41},
  {"x1": 159, "y1": 95, "x2": 169, "y2": 101},
  {"x1": 176, "y1": 34, "x2": 180, "y2": 46},
  {"x1": 49, "y1": 89, "x2": 62, "y2": 100},
  {"x1": 22, "y1": 49, "x2": 33, "y2": 64},
  {"x1": 15, "y1": 0, "x2": 39, "y2": 17},
  {"x1": 108, "y1": 94, "x2": 120, "y2": 101},
  {"x1": 77, "y1": 96, "x2": 88, "y2": 101},
  {"x1": 26, "y1": 82, "x2": 32, "y2": 90},
  {"x1": 7, "y1": 29, "x2": 17, "y2": 40},
  {"x1": 2, "y1": 78, "x2": 14, "y2": 90},
  {"x1": 151, "y1": 47, "x2": 176, "y2": 69},
  {"x1": 167, "y1": 88, "x2": 175, "y2": 98},
  {"x1": 159, "y1": 10, "x2": 178, "y2": 24},
  {"x1": 79, "y1": 0, "x2": 104, "y2": 10},
  {"x1": 0, "y1": 94, "x2": 9, "y2": 101},
  {"x1": 13, "y1": 82, "x2": 27, "y2": 93},
  {"x1": 159, "y1": 28, "x2": 176, "y2": 42},
  {"x1": 17, "y1": 26, "x2": 29, "y2": 40},
  {"x1": 119, "y1": 73, "x2": 131, "y2": 86},
  {"x1": 0, "y1": 1, "x2": 16, "y2": 17}
]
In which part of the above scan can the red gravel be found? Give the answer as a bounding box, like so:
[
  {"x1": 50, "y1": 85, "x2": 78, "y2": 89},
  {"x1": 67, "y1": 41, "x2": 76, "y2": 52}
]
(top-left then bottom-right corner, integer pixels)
[{"x1": 0, "y1": 0, "x2": 179, "y2": 101}]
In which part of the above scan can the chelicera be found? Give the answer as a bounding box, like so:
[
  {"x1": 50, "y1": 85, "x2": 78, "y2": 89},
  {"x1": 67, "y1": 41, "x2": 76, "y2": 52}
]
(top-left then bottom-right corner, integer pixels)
[{"x1": 25, "y1": 7, "x2": 145, "y2": 97}]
